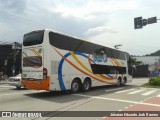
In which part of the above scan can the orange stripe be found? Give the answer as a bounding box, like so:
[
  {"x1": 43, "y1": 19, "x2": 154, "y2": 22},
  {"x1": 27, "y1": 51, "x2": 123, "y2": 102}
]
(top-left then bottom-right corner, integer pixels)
[
  {"x1": 109, "y1": 58, "x2": 116, "y2": 66},
  {"x1": 30, "y1": 49, "x2": 41, "y2": 57},
  {"x1": 54, "y1": 48, "x2": 116, "y2": 85},
  {"x1": 111, "y1": 58, "x2": 120, "y2": 66},
  {"x1": 115, "y1": 59, "x2": 120, "y2": 66},
  {"x1": 88, "y1": 55, "x2": 92, "y2": 65}
]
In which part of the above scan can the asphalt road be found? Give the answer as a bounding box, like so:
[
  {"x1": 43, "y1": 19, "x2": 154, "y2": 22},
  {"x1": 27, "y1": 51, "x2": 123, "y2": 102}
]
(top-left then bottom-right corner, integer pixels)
[{"x1": 0, "y1": 78, "x2": 160, "y2": 120}]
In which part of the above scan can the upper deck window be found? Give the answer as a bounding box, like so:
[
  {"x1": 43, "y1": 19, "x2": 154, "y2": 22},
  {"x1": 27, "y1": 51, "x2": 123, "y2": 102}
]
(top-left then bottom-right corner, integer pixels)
[
  {"x1": 23, "y1": 30, "x2": 44, "y2": 46},
  {"x1": 49, "y1": 31, "x2": 126, "y2": 60}
]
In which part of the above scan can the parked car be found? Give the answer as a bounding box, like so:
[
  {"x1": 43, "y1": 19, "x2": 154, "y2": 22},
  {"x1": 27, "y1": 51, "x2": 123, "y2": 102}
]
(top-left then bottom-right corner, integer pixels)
[{"x1": 8, "y1": 74, "x2": 23, "y2": 89}]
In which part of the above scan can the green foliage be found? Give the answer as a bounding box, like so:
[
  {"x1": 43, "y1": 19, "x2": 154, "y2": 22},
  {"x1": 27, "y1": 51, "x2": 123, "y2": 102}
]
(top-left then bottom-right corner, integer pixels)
[
  {"x1": 146, "y1": 50, "x2": 160, "y2": 56},
  {"x1": 149, "y1": 77, "x2": 160, "y2": 86},
  {"x1": 130, "y1": 57, "x2": 142, "y2": 65}
]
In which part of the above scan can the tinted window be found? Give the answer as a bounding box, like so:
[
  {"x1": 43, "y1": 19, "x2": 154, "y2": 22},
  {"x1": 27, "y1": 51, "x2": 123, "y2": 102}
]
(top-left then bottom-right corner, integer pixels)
[
  {"x1": 49, "y1": 31, "x2": 126, "y2": 60},
  {"x1": 49, "y1": 32, "x2": 100, "y2": 54},
  {"x1": 91, "y1": 64, "x2": 126, "y2": 74},
  {"x1": 76, "y1": 42, "x2": 102, "y2": 54},
  {"x1": 119, "y1": 52, "x2": 125, "y2": 60},
  {"x1": 105, "y1": 48, "x2": 125, "y2": 60},
  {"x1": 49, "y1": 32, "x2": 82, "y2": 51},
  {"x1": 23, "y1": 31, "x2": 44, "y2": 46}
]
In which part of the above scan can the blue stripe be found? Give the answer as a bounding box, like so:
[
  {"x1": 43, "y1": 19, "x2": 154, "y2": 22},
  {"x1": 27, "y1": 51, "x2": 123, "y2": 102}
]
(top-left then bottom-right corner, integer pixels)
[
  {"x1": 58, "y1": 53, "x2": 70, "y2": 91},
  {"x1": 58, "y1": 52, "x2": 114, "y2": 91}
]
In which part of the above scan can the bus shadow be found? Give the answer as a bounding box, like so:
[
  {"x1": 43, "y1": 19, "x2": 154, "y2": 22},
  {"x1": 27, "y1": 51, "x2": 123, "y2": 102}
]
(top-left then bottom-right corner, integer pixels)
[
  {"x1": 24, "y1": 84, "x2": 137, "y2": 103},
  {"x1": 24, "y1": 91, "x2": 88, "y2": 103},
  {"x1": 9, "y1": 87, "x2": 28, "y2": 91}
]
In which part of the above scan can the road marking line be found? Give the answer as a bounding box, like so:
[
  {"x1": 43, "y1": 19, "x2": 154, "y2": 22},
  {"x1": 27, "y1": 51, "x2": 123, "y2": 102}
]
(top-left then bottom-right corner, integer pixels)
[
  {"x1": 141, "y1": 90, "x2": 157, "y2": 96},
  {"x1": 73, "y1": 94, "x2": 160, "y2": 107},
  {"x1": 104, "y1": 88, "x2": 124, "y2": 92},
  {"x1": 101, "y1": 117, "x2": 106, "y2": 119},
  {"x1": 127, "y1": 80, "x2": 148, "y2": 85},
  {"x1": 115, "y1": 88, "x2": 134, "y2": 93},
  {"x1": 0, "y1": 85, "x2": 15, "y2": 88},
  {"x1": 0, "y1": 92, "x2": 29, "y2": 96},
  {"x1": 128, "y1": 89, "x2": 144, "y2": 94},
  {"x1": 0, "y1": 90, "x2": 46, "y2": 97},
  {"x1": 156, "y1": 94, "x2": 160, "y2": 97},
  {"x1": 139, "y1": 88, "x2": 160, "y2": 90}
]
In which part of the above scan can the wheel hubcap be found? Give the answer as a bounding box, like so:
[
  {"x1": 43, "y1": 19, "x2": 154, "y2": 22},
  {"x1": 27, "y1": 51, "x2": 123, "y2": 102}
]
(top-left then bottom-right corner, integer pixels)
[
  {"x1": 72, "y1": 83, "x2": 78, "y2": 91},
  {"x1": 122, "y1": 80, "x2": 125, "y2": 85},
  {"x1": 117, "y1": 80, "x2": 120, "y2": 85},
  {"x1": 85, "y1": 82, "x2": 89, "y2": 90}
]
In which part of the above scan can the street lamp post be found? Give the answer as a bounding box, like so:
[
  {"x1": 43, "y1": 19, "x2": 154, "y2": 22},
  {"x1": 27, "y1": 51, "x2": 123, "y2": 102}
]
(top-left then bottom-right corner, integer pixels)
[
  {"x1": 114, "y1": 44, "x2": 122, "y2": 49},
  {"x1": 12, "y1": 42, "x2": 17, "y2": 76}
]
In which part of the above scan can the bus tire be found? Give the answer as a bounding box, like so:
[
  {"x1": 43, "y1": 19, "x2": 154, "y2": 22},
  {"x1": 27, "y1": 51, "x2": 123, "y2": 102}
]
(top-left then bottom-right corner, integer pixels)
[
  {"x1": 16, "y1": 86, "x2": 21, "y2": 89},
  {"x1": 82, "y1": 78, "x2": 91, "y2": 92},
  {"x1": 71, "y1": 78, "x2": 81, "y2": 93},
  {"x1": 116, "y1": 77, "x2": 121, "y2": 87},
  {"x1": 121, "y1": 77, "x2": 127, "y2": 86}
]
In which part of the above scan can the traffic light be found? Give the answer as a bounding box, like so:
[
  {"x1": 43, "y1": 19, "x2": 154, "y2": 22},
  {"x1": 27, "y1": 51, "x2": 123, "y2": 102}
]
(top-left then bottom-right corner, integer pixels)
[
  {"x1": 142, "y1": 19, "x2": 148, "y2": 26},
  {"x1": 148, "y1": 17, "x2": 157, "y2": 24},
  {"x1": 134, "y1": 17, "x2": 142, "y2": 29}
]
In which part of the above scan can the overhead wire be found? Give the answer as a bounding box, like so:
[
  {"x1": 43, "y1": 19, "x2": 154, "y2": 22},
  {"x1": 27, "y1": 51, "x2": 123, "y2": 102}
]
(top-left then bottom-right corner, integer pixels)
[
  {"x1": 88, "y1": 39, "x2": 150, "y2": 55},
  {"x1": 0, "y1": 8, "x2": 49, "y2": 29},
  {"x1": 0, "y1": 8, "x2": 51, "y2": 44},
  {"x1": 0, "y1": 33, "x2": 21, "y2": 41}
]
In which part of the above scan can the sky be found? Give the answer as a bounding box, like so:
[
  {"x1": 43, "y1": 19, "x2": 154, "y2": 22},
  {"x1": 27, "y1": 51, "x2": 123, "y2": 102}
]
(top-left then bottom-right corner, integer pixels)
[{"x1": 0, "y1": 0, "x2": 160, "y2": 56}]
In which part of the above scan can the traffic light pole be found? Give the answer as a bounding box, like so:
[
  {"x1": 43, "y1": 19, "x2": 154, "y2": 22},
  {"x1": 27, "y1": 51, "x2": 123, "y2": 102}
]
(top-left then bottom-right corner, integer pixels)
[{"x1": 12, "y1": 42, "x2": 17, "y2": 77}]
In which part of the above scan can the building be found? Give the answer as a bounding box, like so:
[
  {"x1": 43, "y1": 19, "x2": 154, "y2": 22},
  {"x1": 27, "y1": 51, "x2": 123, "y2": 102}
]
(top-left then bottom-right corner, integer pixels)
[
  {"x1": 133, "y1": 56, "x2": 160, "y2": 65},
  {"x1": 0, "y1": 42, "x2": 21, "y2": 77},
  {"x1": 132, "y1": 56, "x2": 160, "y2": 77}
]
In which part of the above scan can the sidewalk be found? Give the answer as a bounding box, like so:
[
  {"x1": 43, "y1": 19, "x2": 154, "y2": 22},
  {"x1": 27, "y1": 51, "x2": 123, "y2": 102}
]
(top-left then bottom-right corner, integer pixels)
[{"x1": 103, "y1": 97, "x2": 160, "y2": 120}]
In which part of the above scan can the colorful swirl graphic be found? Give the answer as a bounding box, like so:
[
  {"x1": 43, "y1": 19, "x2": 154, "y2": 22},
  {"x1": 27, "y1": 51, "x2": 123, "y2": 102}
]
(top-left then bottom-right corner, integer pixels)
[{"x1": 53, "y1": 48, "x2": 119, "y2": 90}]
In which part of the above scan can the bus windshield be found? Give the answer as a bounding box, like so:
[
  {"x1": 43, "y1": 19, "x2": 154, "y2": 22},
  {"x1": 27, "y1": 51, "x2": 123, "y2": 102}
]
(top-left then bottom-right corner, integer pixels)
[{"x1": 23, "y1": 30, "x2": 44, "y2": 46}]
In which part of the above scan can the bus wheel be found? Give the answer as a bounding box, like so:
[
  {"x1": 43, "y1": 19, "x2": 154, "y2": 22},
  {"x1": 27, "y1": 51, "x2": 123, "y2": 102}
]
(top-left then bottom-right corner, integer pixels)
[
  {"x1": 116, "y1": 77, "x2": 121, "y2": 87},
  {"x1": 82, "y1": 78, "x2": 91, "y2": 92},
  {"x1": 16, "y1": 86, "x2": 21, "y2": 89},
  {"x1": 71, "y1": 79, "x2": 81, "y2": 93},
  {"x1": 121, "y1": 77, "x2": 127, "y2": 86}
]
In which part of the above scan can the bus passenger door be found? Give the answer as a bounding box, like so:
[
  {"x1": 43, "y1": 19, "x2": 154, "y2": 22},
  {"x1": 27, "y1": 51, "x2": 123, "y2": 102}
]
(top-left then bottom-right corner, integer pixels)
[{"x1": 60, "y1": 62, "x2": 70, "y2": 90}]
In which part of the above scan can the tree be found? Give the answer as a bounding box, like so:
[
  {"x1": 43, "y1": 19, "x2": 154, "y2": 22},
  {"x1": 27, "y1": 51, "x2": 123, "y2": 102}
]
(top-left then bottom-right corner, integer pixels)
[
  {"x1": 130, "y1": 57, "x2": 142, "y2": 65},
  {"x1": 146, "y1": 50, "x2": 160, "y2": 56}
]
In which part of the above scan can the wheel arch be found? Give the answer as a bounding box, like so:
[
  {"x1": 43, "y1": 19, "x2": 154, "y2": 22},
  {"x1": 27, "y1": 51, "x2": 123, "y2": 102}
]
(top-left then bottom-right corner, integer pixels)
[{"x1": 71, "y1": 77, "x2": 82, "y2": 86}]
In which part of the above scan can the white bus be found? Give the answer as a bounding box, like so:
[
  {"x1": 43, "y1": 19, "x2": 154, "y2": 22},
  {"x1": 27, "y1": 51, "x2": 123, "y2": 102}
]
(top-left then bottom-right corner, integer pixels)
[{"x1": 22, "y1": 29, "x2": 132, "y2": 93}]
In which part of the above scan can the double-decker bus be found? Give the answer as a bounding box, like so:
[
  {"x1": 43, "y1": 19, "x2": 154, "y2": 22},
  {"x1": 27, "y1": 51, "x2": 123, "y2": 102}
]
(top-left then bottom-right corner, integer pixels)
[{"x1": 22, "y1": 29, "x2": 132, "y2": 93}]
